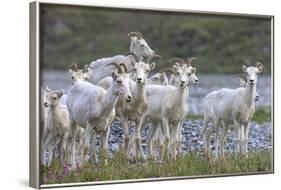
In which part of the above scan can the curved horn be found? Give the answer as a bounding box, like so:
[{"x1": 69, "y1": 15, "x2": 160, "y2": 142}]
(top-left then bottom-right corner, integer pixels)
[
  {"x1": 69, "y1": 63, "x2": 78, "y2": 72},
  {"x1": 255, "y1": 61, "x2": 264, "y2": 68},
  {"x1": 168, "y1": 57, "x2": 185, "y2": 66},
  {"x1": 128, "y1": 31, "x2": 143, "y2": 39},
  {"x1": 236, "y1": 74, "x2": 247, "y2": 82},
  {"x1": 106, "y1": 62, "x2": 123, "y2": 74},
  {"x1": 187, "y1": 57, "x2": 199, "y2": 65},
  {"x1": 119, "y1": 63, "x2": 128, "y2": 73},
  {"x1": 125, "y1": 51, "x2": 139, "y2": 62},
  {"x1": 146, "y1": 54, "x2": 161, "y2": 63},
  {"x1": 135, "y1": 31, "x2": 144, "y2": 38},
  {"x1": 83, "y1": 64, "x2": 89, "y2": 73},
  {"x1": 159, "y1": 68, "x2": 177, "y2": 76}
]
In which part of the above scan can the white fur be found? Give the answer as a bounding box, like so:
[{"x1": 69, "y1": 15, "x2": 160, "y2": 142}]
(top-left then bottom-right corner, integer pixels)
[
  {"x1": 66, "y1": 71, "x2": 132, "y2": 167},
  {"x1": 202, "y1": 64, "x2": 263, "y2": 158}
]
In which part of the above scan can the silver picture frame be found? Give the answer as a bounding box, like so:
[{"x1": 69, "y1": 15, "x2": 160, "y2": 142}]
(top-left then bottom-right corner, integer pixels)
[{"x1": 30, "y1": 1, "x2": 274, "y2": 188}]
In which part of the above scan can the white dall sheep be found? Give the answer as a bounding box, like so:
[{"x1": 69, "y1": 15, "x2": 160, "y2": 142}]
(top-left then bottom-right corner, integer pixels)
[
  {"x1": 116, "y1": 60, "x2": 156, "y2": 160},
  {"x1": 88, "y1": 32, "x2": 159, "y2": 84},
  {"x1": 147, "y1": 58, "x2": 200, "y2": 159},
  {"x1": 41, "y1": 89, "x2": 70, "y2": 166},
  {"x1": 202, "y1": 62, "x2": 263, "y2": 158},
  {"x1": 137, "y1": 62, "x2": 199, "y2": 160},
  {"x1": 66, "y1": 63, "x2": 132, "y2": 167}
]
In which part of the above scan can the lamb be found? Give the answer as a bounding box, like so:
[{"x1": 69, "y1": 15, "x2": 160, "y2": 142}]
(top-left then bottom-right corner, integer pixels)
[
  {"x1": 201, "y1": 62, "x2": 263, "y2": 158},
  {"x1": 66, "y1": 63, "x2": 132, "y2": 167},
  {"x1": 41, "y1": 89, "x2": 70, "y2": 166},
  {"x1": 137, "y1": 62, "x2": 199, "y2": 160},
  {"x1": 88, "y1": 31, "x2": 159, "y2": 84}
]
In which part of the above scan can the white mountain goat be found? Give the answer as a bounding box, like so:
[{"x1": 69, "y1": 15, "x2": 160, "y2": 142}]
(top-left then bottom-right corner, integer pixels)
[
  {"x1": 116, "y1": 59, "x2": 156, "y2": 159},
  {"x1": 148, "y1": 72, "x2": 169, "y2": 85},
  {"x1": 88, "y1": 31, "x2": 159, "y2": 84},
  {"x1": 66, "y1": 63, "x2": 132, "y2": 167},
  {"x1": 147, "y1": 58, "x2": 199, "y2": 159},
  {"x1": 41, "y1": 89, "x2": 70, "y2": 166},
  {"x1": 60, "y1": 63, "x2": 92, "y2": 105},
  {"x1": 137, "y1": 62, "x2": 199, "y2": 160},
  {"x1": 201, "y1": 62, "x2": 263, "y2": 158}
]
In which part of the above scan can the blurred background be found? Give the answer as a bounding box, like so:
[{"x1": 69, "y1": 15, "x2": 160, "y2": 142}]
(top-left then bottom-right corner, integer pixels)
[{"x1": 40, "y1": 4, "x2": 272, "y2": 114}]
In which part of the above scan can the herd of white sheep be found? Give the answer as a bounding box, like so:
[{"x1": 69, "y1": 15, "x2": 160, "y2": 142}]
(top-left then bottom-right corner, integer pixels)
[{"x1": 40, "y1": 31, "x2": 264, "y2": 168}]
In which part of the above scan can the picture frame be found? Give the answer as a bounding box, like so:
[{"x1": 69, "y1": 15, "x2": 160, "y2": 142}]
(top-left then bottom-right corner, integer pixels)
[{"x1": 30, "y1": 1, "x2": 274, "y2": 188}]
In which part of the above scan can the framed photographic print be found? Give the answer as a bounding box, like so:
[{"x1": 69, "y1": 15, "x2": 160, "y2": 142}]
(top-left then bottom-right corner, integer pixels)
[{"x1": 29, "y1": 1, "x2": 274, "y2": 188}]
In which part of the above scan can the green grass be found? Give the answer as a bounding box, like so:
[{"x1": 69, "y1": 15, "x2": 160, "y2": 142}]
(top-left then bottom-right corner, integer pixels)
[
  {"x1": 252, "y1": 107, "x2": 271, "y2": 124},
  {"x1": 41, "y1": 150, "x2": 272, "y2": 184},
  {"x1": 186, "y1": 107, "x2": 271, "y2": 124}
]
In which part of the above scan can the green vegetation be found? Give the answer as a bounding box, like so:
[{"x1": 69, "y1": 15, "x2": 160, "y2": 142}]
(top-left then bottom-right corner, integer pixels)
[
  {"x1": 253, "y1": 107, "x2": 271, "y2": 124},
  {"x1": 40, "y1": 4, "x2": 271, "y2": 73},
  {"x1": 186, "y1": 107, "x2": 271, "y2": 124},
  {"x1": 41, "y1": 150, "x2": 272, "y2": 184}
]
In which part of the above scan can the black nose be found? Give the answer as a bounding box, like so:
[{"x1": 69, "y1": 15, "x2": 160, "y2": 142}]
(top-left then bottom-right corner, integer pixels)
[
  {"x1": 127, "y1": 95, "x2": 132, "y2": 100},
  {"x1": 250, "y1": 79, "x2": 254, "y2": 83},
  {"x1": 44, "y1": 102, "x2": 48, "y2": 107},
  {"x1": 181, "y1": 81, "x2": 185, "y2": 84},
  {"x1": 195, "y1": 79, "x2": 199, "y2": 83},
  {"x1": 137, "y1": 78, "x2": 142, "y2": 82}
]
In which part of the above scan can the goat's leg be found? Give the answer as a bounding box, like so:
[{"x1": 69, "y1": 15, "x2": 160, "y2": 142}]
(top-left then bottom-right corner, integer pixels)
[
  {"x1": 171, "y1": 124, "x2": 179, "y2": 160},
  {"x1": 219, "y1": 121, "x2": 229, "y2": 158},
  {"x1": 242, "y1": 122, "x2": 250, "y2": 157},
  {"x1": 135, "y1": 117, "x2": 145, "y2": 160},
  {"x1": 202, "y1": 117, "x2": 211, "y2": 156},
  {"x1": 135, "y1": 116, "x2": 146, "y2": 161},
  {"x1": 162, "y1": 118, "x2": 170, "y2": 160},
  {"x1": 69, "y1": 119, "x2": 78, "y2": 168},
  {"x1": 121, "y1": 116, "x2": 129, "y2": 150},
  {"x1": 100, "y1": 127, "x2": 110, "y2": 165},
  {"x1": 146, "y1": 122, "x2": 158, "y2": 160},
  {"x1": 214, "y1": 119, "x2": 220, "y2": 159},
  {"x1": 176, "y1": 122, "x2": 182, "y2": 156},
  {"x1": 234, "y1": 121, "x2": 241, "y2": 156}
]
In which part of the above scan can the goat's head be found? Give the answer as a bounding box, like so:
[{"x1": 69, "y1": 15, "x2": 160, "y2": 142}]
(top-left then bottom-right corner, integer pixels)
[
  {"x1": 148, "y1": 72, "x2": 168, "y2": 85},
  {"x1": 68, "y1": 63, "x2": 92, "y2": 84},
  {"x1": 242, "y1": 61, "x2": 264, "y2": 85},
  {"x1": 44, "y1": 89, "x2": 64, "y2": 108},
  {"x1": 171, "y1": 59, "x2": 199, "y2": 87},
  {"x1": 107, "y1": 63, "x2": 132, "y2": 102},
  {"x1": 237, "y1": 74, "x2": 260, "y2": 101},
  {"x1": 128, "y1": 31, "x2": 155, "y2": 59},
  {"x1": 133, "y1": 61, "x2": 156, "y2": 84}
]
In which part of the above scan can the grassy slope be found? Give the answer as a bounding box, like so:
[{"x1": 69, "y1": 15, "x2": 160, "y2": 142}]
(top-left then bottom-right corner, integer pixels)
[{"x1": 42, "y1": 150, "x2": 272, "y2": 184}]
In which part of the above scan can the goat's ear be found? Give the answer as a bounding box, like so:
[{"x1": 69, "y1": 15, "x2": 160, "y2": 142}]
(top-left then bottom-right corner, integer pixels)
[
  {"x1": 57, "y1": 90, "x2": 64, "y2": 98},
  {"x1": 150, "y1": 62, "x2": 156, "y2": 71},
  {"x1": 46, "y1": 86, "x2": 51, "y2": 92},
  {"x1": 256, "y1": 62, "x2": 263, "y2": 73},
  {"x1": 239, "y1": 78, "x2": 247, "y2": 87},
  {"x1": 112, "y1": 71, "x2": 118, "y2": 80},
  {"x1": 242, "y1": 65, "x2": 248, "y2": 72}
]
